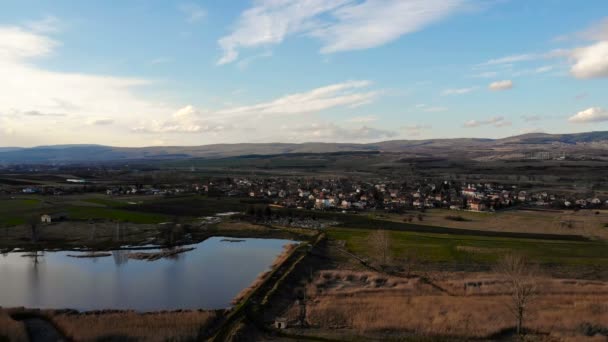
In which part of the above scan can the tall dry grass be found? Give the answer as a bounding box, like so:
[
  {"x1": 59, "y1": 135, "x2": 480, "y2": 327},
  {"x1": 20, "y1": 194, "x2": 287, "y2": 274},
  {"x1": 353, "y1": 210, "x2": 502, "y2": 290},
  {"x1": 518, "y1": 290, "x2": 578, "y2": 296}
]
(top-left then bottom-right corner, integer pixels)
[
  {"x1": 301, "y1": 270, "x2": 608, "y2": 339},
  {"x1": 0, "y1": 309, "x2": 28, "y2": 342},
  {"x1": 53, "y1": 310, "x2": 217, "y2": 342}
]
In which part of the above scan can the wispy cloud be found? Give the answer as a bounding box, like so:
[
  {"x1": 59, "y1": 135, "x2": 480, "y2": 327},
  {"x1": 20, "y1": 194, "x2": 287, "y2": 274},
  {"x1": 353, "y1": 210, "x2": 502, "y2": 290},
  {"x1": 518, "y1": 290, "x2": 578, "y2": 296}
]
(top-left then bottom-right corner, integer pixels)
[
  {"x1": 488, "y1": 80, "x2": 513, "y2": 91},
  {"x1": 0, "y1": 23, "x2": 172, "y2": 146},
  {"x1": 441, "y1": 87, "x2": 477, "y2": 95},
  {"x1": 132, "y1": 105, "x2": 230, "y2": 134},
  {"x1": 133, "y1": 81, "x2": 381, "y2": 134},
  {"x1": 87, "y1": 118, "x2": 114, "y2": 126},
  {"x1": 178, "y1": 3, "x2": 207, "y2": 23},
  {"x1": 521, "y1": 114, "x2": 543, "y2": 122},
  {"x1": 25, "y1": 15, "x2": 62, "y2": 33},
  {"x1": 217, "y1": 0, "x2": 468, "y2": 65},
  {"x1": 288, "y1": 122, "x2": 397, "y2": 142},
  {"x1": 214, "y1": 80, "x2": 378, "y2": 117},
  {"x1": 464, "y1": 116, "x2": 511, "y2": 128},
  {"x1": 346, "y1": 115, "x2": 378, "y2": 123},
  {"x1": 402, "y1": 124, "x2": 431, "y2": 136}
]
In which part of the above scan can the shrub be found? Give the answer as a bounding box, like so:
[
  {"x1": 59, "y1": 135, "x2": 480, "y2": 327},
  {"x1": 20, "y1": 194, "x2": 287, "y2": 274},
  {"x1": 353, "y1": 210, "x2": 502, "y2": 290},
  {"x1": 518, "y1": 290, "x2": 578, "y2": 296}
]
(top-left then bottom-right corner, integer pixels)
[{"x1": 445, "y1": 215, "x2": 471, "y2": 222}]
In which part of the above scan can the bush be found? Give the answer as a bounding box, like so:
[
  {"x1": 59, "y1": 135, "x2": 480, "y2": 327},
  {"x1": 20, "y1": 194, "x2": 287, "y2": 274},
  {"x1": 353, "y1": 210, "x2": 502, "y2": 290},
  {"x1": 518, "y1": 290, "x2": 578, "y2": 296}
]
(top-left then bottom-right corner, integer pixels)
[{"x1": 445, "y1": 215, "x2": 471, "y2": 222}]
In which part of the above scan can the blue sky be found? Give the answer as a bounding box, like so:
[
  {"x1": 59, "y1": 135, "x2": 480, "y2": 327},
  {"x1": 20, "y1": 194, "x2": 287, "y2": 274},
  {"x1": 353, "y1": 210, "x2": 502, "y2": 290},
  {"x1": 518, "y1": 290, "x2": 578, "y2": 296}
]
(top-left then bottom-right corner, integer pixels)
[{"x1": 0, "y1": 0, "x2": 607, "y2": 147}]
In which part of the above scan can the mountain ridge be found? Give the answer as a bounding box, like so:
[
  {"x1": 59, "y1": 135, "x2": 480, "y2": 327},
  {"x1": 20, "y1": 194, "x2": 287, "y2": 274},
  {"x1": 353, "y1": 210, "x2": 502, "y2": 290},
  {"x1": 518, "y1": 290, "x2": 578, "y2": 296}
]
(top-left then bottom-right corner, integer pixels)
[{"x1": 2, "y1": 131, "x2": 607, "y2": 164}]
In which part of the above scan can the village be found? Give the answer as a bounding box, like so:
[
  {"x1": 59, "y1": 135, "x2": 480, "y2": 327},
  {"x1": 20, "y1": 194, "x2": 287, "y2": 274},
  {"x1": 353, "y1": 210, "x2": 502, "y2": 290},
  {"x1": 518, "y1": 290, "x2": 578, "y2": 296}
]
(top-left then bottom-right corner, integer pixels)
[{"x1": 11, "y1": 176, "x2": 608, "y2": 214}]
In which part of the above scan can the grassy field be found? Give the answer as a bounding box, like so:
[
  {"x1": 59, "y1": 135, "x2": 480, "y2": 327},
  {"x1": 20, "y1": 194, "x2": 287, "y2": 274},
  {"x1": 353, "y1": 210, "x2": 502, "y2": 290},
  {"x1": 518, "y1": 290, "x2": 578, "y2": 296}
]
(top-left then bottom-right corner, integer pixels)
[
  {"x1": 0, "y1": 195, "x2": 170, "y2": 227},
  {"x1": 0, "y1": 198, "x2": 46, "y2": 227},
  {"x1": 328, "y1": 227, "x2": 608, "y2": 268},
  {"x1": 380, "y1": 208, "x2": 608, "y2": 240},
  {"x1": 124, "y1": 195, "x2": 249, "y2": 217},
  {"x1": 66, "y1": 206, "x2": 168, "y2": 224}
]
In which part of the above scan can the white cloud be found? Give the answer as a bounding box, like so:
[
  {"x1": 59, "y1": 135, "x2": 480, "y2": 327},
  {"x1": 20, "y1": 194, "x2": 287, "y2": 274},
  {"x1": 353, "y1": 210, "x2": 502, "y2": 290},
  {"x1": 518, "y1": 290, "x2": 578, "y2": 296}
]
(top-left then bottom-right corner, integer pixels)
[
  {"x1": 568, "y1": 107, "x2": 608, "y2": 123},
  {"x1": 0, "y1": 23, "x2": 176, "y2": 146},
  {"x1": 480, "y1": 54, "x2": 538, "y2": 66},
  {"x1": 21, "y1": 110, "x2": 66, "y2": 117},
  {"x1": 132, "y1": 105, "x2": 230, "y2": 134},
  {"x1": 479, "y1": 19, "x2": 608, "y2": 80},
  {"x1": 471, "y1": 71, "x2": 498, "y2": 78},
  {"x1": 291, "y1": 122, "x2": 397, "y2": 141},
  {"x1": 87, "y1": 118, "x2": 114, "y2": 126},
  {"x1": 178, "y1": 3, "x2": 207, "y2": 23},
  {"x1": 477, "y1": 50, "x2": 567, "y2": 68},
  {"x1": 217, "y1": 0, "x2": 467, "y2": 65},
  {"x1": 441, "y1": 87, "x2": 476, "y2": 95},
  {"x1": 0, "y1": 26, "x2": 57, "y2": 60},
  {"x1": 570, "y1": 41, "x2": 608, "y2": 79},
  {"x1": 25, "y1": 15, "x2": 62, "y2": 34},
  {"x1": 133, "y1": 81, "x2": 379, "y2": 135},
  {"x1": 312, "y1": 0, "x2": 466, "y2": 54},
  {"x1": 346, "y1": 115, "x2": 378, "y2": 123},
  {"x1": 464, "y1": 116, "x2": 511, "y2": 128},
  {"x1": 488, "y1": 80, "x2": 513, "y2": 91}
]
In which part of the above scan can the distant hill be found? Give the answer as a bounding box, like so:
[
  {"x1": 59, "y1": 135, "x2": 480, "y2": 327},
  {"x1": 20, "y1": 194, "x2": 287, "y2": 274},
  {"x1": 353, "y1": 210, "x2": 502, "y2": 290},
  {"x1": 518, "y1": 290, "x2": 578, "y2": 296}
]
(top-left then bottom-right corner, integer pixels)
[{"x1": 1, "y1": 131, "x2": 607, "y2": 164}]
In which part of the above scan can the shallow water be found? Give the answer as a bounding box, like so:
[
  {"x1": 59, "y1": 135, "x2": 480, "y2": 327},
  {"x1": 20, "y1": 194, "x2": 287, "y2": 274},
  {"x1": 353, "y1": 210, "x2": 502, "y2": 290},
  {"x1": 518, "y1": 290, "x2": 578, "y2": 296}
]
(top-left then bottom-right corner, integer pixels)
[{"x1": 0, "y1": 237, "x2": 294, "y2": 311}]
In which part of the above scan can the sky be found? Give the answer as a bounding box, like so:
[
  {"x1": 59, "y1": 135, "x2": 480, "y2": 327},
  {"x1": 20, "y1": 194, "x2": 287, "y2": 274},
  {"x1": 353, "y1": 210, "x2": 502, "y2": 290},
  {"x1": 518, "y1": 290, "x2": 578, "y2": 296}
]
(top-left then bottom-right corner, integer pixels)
[{"x1": 0, "y1": 0, "x2": 607, "y2": 147}]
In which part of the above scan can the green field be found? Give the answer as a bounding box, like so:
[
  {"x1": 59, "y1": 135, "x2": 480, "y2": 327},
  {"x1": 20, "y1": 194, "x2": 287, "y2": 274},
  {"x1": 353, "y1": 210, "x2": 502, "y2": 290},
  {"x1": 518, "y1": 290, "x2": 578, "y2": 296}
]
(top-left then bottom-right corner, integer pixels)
[
  {"x1": 0, "y1": 198, "x2": 45, "y2": 227},
  {"x1": 328, "y1": 227, "x2": 608, "y2": 267},
  {"x1": 66, "y1": 206, "x2": 168, "y2": 224},
  {"x1": 0, "y1": 195, "x2": 169, "y2": 226}
]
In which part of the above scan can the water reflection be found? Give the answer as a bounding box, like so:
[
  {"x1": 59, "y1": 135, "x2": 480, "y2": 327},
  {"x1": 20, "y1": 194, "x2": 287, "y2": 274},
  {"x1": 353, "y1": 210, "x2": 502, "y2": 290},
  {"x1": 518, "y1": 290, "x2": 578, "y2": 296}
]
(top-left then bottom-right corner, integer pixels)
[
  {"x1": 0, "y1": 237, "x2": 293, "y2": 311},
  {"x1": 112, "y1": 250, "x2": 129, "y2": 266}
]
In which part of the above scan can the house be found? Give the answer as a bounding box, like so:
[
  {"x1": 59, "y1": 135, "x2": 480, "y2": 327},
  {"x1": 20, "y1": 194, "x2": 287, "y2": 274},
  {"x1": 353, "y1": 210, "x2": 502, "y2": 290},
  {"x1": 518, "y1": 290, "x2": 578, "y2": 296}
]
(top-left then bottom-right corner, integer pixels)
[
  {"x1": 40, "y1": 213, "x2": 68, "y2": 223},
  {"x1": 469, "y1": 199, "x2": 487, "y2": 212}
]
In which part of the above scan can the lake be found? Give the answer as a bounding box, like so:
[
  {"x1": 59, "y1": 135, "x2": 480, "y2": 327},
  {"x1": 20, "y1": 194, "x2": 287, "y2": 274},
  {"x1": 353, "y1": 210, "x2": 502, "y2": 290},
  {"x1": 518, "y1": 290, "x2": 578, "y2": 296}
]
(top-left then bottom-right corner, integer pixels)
[{"x1": 0, "y1": 237, "x2": 295, "y2": 311}]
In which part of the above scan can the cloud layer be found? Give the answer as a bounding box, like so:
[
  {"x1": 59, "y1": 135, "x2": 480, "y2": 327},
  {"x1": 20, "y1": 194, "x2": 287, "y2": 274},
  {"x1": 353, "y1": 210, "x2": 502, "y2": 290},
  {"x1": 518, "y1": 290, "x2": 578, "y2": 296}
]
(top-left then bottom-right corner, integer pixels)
[{"x1": 218, "y1": 0, "x2": 466, "y2": 65}]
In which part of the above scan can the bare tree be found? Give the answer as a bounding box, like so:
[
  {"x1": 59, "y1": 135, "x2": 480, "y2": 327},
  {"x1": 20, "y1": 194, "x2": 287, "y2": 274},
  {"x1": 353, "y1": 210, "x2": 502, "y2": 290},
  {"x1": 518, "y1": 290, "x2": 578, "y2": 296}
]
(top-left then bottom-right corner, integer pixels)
[
  {"x1": 495, "y1": 253, "x2": 537, "y2": 336},
  {"x1": 27, "y1": 215, "x2": 40, "y2": 243},
  {"x1": 402, "y1": 250, "x2": 418, "y2": 277},
  {"x1": 369, "y1": 229, "x2": 392, "y2": 266}
]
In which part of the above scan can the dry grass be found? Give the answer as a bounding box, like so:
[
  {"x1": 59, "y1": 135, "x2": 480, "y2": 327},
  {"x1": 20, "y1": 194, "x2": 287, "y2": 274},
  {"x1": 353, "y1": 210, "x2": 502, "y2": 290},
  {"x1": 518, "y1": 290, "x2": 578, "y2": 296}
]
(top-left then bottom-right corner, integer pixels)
[
  {"x1": 231, "y1": 243, "x2": 298, "y2": 305},
  {"x1": 298, "y1": 270, "x2": 608, "y2": 339},
  {"x1": 0, "y1": 309, "x2": 28, "y2": 342},
  {"x1": 385, "y1": 209, "x2": 608, "y2": 239},
  {"x1": 53, "y1": 310, "x2": 218, "y2": 342}
]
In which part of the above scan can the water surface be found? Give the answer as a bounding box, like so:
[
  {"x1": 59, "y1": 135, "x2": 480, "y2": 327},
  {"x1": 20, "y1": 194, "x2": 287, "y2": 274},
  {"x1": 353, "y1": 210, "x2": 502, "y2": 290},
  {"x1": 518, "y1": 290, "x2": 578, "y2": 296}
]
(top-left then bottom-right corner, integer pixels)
[{"x1": 0, "y1": 237, "x2": 294, "y2": 311}]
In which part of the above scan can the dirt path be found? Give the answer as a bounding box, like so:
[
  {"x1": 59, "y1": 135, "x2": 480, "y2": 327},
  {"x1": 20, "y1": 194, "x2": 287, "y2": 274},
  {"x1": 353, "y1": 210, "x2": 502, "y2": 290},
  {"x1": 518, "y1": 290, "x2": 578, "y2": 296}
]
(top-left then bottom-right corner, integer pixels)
[{"x1": 21, "y1": 318, "x2": 67, "y2": 342}]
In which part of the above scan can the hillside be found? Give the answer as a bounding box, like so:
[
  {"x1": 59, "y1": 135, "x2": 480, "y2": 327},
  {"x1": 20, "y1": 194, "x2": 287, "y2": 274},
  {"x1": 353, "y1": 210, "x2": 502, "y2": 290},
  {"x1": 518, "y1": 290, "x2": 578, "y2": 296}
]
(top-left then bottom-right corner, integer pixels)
[{"x1": 1, "y1": 131, "x2": 607, "y2": 164}]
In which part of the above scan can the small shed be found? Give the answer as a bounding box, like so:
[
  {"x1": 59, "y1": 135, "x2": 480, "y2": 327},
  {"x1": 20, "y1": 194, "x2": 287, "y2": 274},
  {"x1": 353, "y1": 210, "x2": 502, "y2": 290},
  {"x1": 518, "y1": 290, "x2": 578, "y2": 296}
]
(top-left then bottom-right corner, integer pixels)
[
  {"x1": 40, "y1": 213, "x2": 68, "y2": 224},
  {"x1": 41, "y1": 214, "x2": 52, "y2": 223},
  {"x1": 274, "y1": 318, "x2": 287, "y2": 330}
]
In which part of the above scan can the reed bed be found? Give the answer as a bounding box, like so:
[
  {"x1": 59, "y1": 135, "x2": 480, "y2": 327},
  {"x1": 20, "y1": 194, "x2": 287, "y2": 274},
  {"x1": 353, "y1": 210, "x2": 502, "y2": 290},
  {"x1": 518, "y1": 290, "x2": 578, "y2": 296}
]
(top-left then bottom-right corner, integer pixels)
[
  {"x1": 0, "y1": 309, "x2": 28, "y2": 342},
  {"x1": 53, "y1": 310, "x2": 217, "y2": 342}
]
